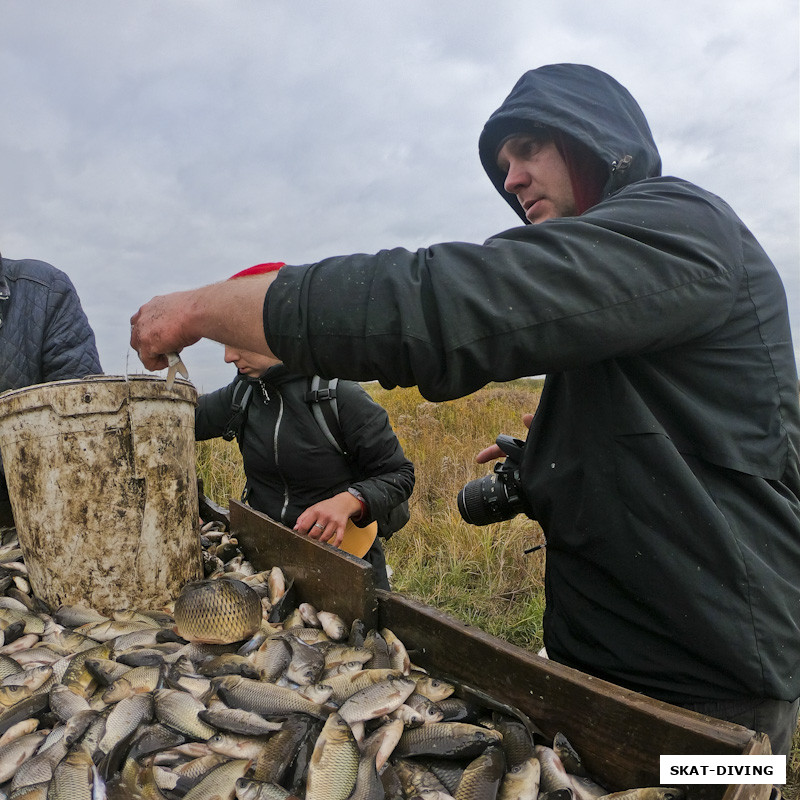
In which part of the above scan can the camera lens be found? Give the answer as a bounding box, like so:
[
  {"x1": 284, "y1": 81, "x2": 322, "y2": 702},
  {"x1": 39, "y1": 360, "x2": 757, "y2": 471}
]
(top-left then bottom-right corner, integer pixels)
[
  {"x1": 457, "y1": 434, "x2": 529, "y2": 526},
  {"x1": 458, "y1": 472, "x2": 516, "y2": 526}
]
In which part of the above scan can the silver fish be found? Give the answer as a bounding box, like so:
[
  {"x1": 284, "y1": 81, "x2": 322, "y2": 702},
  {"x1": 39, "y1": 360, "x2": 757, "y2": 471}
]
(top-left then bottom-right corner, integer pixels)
[
  {"x1": 454, "y1": 745, "x2": 506, "y2": 799},
  {"x1": 381, "y1": 627, "x2": 411, "y2": 674},
  {"x1": 267, "y1": 568, "x2": 286, "y2": 604},
  {"x1": 0, "y1": 716, "x2": 39, "y2": 747},
  {"x1": 153, "y1": 689, "x2": 216, "y2": 740},
  {"x1": 323, "y1": 668, "x2": 405, "y2": 705},
  {"x1": 284, "y1": 635, "x2": 325, "y2": 686},
  {"x1": 305, "y1": 712, "x2": 360, "y2": 800},
  {"x1": 395, "y1": 722, "x2": 503, "y2": 760},
  {"x1": 97, "y1": 692, "x2": 155, "y2": 759},
  {"x1": 339, "y1": 675, "x2": 417, "y2": 725},
  {"x1": 235, "y1": 776, "x2": 301, "y2": 799},
  {"x1": 0, "y1": 730, "x2": 47, "y2": 783},
  {"x1": 596, "y1": 790, "x2": 685, "y2": 800},
  {"x1": 317, "y1": 611, "x2": 348, "y2": 641},
  {"x1": 181, "y1": 757, "x2": 251, "y2": 800},
  {"x1": 213, "y1": 675, "x2": 329, "y2": 719},
  {"x1": 47, "y1": 746, "x2": 95, "y2": 800},
  {"x1": 199, "y1": 705, "x2": 283, "y2": 737},
  {"x1": 498, "y1": 755, "x2": 541, "y2": 800}
]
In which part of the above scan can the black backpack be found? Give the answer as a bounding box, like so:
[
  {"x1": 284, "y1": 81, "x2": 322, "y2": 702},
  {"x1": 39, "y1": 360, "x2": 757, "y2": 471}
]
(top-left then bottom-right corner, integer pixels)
[{"x1": 222, "y1": 375, "x2": 409, "y2": 539}]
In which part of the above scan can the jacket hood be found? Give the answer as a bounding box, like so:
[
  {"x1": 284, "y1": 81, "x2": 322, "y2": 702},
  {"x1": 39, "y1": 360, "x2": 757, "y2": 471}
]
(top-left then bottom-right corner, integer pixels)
[{"x1": 479, "y1": 63, "x2": 662, "y2": 223}]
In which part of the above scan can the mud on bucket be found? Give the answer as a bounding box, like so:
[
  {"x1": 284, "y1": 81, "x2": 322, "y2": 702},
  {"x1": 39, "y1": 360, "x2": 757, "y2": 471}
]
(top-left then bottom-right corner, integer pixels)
[{"x1": 0, "y1": 375, "x2": 203, "y2": 615}]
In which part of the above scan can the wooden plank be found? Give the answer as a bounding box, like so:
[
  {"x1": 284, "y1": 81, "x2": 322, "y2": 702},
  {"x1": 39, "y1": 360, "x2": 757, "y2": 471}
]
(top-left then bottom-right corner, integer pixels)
[
  {"x1": 198, "y1": 486, "x2": 230, "y2": 529},
  {"x1": 377, "y1": 590, "x2": 769, "y2": 800},
  {"x1": 230, "y1": 502, "x2": 773, "y2": 800},
  {"x1": 720, "y1": 736, "x2": 772, "y2": 800},
  {"x1": 230, "y1": 499, "x2": 378, "y2": 630}
]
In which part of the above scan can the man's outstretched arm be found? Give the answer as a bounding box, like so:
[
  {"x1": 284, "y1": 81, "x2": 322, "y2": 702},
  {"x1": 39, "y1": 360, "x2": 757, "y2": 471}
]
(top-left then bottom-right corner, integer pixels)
[{"x1": 130, "y1": 273, "x2": 278, "y2": 370}]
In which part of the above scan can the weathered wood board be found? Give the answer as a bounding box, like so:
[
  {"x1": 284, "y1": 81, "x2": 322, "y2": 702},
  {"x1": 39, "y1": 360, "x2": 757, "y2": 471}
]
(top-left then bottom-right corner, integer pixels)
[
  {"x1": 230, "y1": 499, "x2": 378, "y2": 630},
  {"x1": 228, "y1": 500, "x2": 773, "y2": 800},
  {"x1": 378, "y1": 590, "x2": 771, "y2": 800}
]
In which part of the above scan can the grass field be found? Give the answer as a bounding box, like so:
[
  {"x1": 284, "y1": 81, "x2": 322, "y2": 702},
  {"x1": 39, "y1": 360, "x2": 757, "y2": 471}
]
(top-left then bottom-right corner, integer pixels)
[{"x1": 196, "y1": 378, "x2": 799, "y2": 792}]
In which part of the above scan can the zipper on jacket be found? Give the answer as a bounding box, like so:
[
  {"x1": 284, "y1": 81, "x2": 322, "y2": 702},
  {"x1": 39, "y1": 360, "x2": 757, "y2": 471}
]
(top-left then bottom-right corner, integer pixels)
[{"x1": 265, "y1": 386, "x2": 291, "y2": 526}]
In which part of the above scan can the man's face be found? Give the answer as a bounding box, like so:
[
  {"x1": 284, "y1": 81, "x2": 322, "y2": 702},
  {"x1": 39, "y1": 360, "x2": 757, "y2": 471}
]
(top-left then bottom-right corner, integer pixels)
[{"x1": 496, "y1": 133, "x2": 577, "y2": 223}]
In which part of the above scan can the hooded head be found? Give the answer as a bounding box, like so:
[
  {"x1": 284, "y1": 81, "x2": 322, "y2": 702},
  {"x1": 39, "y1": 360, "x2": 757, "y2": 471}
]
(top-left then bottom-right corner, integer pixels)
[{"x1": 479, "y1": 64, "x2": 662, "y2": 223}]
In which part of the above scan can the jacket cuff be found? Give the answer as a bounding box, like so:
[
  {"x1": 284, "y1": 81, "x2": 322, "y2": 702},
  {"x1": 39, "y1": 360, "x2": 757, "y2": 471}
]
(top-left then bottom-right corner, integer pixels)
[{"x1": 347, "y1": 487, "x2": 368, "y2": 522}]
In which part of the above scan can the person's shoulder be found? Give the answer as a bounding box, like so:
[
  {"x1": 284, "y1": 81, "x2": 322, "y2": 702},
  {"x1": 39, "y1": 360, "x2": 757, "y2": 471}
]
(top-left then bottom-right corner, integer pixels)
[
  {"x1": 336, "y1": 381, "x2": 388, "y2": 418},
  {"x1": 590, "y1": 176, "x2": 739, "y2": 226},
  {"x1": 3, "y1": 257, "x2": 73, "y2": 289},
  {"x1": 614, "y1": 176, "x2": 729, "y2": 206}
]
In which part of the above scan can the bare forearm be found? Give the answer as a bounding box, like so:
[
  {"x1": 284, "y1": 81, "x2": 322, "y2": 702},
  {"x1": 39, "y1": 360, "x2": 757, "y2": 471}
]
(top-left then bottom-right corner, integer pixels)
[
  {"x1": 189, "y1": 277, "x2": 273, "y2": 352},
  {"x1": 130, "y1": 274, "x2": 277, "y2": 370}
]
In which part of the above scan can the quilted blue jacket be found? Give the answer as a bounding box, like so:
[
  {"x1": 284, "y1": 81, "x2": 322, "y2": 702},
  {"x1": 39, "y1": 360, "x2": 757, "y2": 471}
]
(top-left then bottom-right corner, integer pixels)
[{"x1": 0, "y1": 257, "x2": 101, "y2": 393}]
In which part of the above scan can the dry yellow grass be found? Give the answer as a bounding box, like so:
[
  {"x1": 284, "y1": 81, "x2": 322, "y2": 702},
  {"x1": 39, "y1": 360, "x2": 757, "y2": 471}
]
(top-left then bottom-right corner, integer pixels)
[
  {"x1": 196, "y1": 379, "x2": 799, "y2": 791},
  {"x1": 365, "y1": 381, "x2": 547, "y2": 650}
]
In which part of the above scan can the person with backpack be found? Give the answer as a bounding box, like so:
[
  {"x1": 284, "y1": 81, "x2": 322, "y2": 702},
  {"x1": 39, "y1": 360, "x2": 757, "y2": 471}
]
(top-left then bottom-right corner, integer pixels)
[{"x1": 194, "y1": 332, "x2": 414, "y2": 591}]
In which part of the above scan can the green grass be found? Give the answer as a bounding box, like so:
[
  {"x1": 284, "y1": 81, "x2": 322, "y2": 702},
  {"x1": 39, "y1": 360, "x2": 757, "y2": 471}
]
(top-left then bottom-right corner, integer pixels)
[{"x1": 196, "y1": 379, "x2": 799, "y2": 792}]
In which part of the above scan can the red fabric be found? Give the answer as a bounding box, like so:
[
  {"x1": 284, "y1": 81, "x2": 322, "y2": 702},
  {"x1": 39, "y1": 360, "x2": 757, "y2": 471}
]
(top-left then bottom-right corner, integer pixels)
[
  {"x1": 228, "y1": 262, "x2": 285, "y2": 280},
  {"x1": 554, "y1": 132, "x2": 607, "y2": 215}
]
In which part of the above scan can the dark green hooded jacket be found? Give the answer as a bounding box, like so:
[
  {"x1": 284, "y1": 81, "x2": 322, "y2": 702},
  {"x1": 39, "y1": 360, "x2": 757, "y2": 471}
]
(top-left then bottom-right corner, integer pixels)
[{"x1": 264, "y1": 64, "x2": 800, "y2": 704}]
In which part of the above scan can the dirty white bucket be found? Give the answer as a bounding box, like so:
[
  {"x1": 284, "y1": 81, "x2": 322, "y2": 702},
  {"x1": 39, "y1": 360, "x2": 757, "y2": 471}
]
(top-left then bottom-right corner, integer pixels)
[{"x1": 0, "y1": 375, "x2": 203, "y2": 615}]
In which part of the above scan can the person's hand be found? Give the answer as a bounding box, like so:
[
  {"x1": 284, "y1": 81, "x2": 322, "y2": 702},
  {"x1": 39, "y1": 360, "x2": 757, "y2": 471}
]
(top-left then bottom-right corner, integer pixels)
[
  {"x1": 475, "y1": 413, "x2": 534, "y2": 463},
  {"x1": 130, "y1": 290, "x2": 201, "y2": 371},
  {"x1": 294, "y1": 492, "x2": 363, "y2": 549},
  {"x1": 131, "y1": 273, "x2": 280, "y2": 372}
]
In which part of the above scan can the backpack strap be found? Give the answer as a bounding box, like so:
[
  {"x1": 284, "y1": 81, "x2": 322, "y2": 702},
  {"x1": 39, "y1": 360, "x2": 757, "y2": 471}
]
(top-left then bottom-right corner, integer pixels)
[
  {"x1": 222, "y1": 380, "x2": 253, "y2": 442},
  {"x1": 304, "y1": 376, "x2": 353, "y2": 463}
]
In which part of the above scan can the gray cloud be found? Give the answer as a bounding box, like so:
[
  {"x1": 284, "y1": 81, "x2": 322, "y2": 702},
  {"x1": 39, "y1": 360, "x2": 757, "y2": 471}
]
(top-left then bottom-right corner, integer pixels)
[{"x1": 1, "y1": 0, "x2": 797, "y2": 391}]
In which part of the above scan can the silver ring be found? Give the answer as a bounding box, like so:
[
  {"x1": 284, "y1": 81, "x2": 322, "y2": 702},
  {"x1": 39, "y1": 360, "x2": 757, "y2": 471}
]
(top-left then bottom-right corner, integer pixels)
[{"x1": 314, "y1": 522, "x2": 325, "y2": 529}]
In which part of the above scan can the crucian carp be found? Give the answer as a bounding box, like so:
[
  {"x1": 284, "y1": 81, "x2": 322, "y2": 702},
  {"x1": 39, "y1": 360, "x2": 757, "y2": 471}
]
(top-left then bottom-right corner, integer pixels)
[{"x1": 0, "y1": 521, "x2": 698, "y2": 799}]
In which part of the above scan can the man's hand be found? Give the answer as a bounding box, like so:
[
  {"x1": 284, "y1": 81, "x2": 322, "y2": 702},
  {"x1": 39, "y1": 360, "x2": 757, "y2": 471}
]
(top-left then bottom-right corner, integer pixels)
[
  {"x1": 129, "y1": 273, "x2": 280, "y2": 372},
  {"x1": 295, "y1": 491, "x2": 364, "y2": 549},
  {"x1": 476, "y1": 413, "x2": 534, "y2": 463},
  {"x1": 130, "y1": 290, "x2": 202, "y2": 371}
]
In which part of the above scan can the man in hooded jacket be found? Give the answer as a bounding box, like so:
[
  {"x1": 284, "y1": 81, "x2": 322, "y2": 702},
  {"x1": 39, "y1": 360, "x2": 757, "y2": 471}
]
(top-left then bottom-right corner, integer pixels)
[{"x1": 130, "y1": 63, "x2": 800, "y2": 755}]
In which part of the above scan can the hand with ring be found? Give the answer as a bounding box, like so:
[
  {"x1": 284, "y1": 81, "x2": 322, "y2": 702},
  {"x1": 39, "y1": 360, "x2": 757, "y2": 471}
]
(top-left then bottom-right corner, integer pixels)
[{"x1": 295, "y1": 492, "x2": 365, "y2": 548}]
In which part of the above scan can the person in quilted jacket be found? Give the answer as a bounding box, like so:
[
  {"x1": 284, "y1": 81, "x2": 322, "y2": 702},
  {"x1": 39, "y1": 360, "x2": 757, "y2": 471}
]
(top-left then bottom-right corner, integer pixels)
[{"x1": 0, "y1": 252, "x2": 102, "y2": 521}]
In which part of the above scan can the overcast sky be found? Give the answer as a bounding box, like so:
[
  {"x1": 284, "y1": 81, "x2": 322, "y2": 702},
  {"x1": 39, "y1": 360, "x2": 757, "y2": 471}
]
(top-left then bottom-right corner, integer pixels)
[{"x1": 1, "y1": 1, "x2": 798, "y2": 392}]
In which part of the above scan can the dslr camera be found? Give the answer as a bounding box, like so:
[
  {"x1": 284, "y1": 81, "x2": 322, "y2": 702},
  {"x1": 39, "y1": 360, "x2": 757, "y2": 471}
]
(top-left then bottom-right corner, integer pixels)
[{"x1": 457, "y1": 434, "x2": 530, "y2": 526}]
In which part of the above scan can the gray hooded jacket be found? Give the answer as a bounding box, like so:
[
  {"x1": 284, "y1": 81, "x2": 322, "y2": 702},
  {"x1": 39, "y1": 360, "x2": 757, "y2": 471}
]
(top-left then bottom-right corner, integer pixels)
[{"x1": 264, "y1": 64, "x2": 800, "y2": 704}]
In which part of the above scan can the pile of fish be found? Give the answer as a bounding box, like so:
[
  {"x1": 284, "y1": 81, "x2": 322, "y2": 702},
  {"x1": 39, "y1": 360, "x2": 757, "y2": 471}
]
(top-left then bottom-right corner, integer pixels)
[{"x1": 0, "y1": 522, "x2": 686, "y2": 800}]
